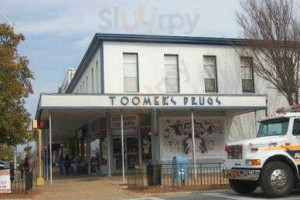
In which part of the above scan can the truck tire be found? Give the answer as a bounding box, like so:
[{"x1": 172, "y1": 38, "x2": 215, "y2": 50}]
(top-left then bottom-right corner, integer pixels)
[
  {"x1": 260, "y1": 161, "x2": 294, "y2": 197},
  {"x1": 229, "y1": 179, "x2": 258, "y2": 194}
]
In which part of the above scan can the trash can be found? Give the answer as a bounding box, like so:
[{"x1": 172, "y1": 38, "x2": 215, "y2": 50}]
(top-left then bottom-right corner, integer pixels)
[
  {"x1": 146, "y1": 162, "x2": 161, "y2": 186},
  {"x1": 172, "y1": 154, "x2": 189, "y2": 185}
]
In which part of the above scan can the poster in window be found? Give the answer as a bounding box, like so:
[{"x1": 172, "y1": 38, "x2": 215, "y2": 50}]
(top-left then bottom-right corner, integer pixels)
[{"x1": 160, "y1": 117, "x2": 225, "y2": 160}]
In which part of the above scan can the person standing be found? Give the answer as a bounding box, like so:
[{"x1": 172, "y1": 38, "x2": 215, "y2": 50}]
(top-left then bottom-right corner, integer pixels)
[
  {"x1": 23, "y1": 156, "x2": 30, "y2": 173},
  {"x1": 58, "y1": 154, "x2": 64, "y2": 175}
]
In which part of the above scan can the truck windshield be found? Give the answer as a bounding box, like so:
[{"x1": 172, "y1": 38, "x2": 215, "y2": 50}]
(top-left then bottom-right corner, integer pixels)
[{"x1": 257, "y1": 118, "x2": 289, "y2": 137}]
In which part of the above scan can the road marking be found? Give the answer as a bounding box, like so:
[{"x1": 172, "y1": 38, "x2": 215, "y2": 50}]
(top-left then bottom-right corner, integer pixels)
[
  {"x1": 126, "y1": 198, "x2": 166, "y2": 200},
  {"x1": 204, "y1": 192, "x2": 300, "y2": 200}
]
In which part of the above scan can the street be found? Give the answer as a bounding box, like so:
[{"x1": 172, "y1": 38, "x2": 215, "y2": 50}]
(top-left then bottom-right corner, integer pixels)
[{"x1": 124, "y1": 190, "x2": 300, "y2": 200}]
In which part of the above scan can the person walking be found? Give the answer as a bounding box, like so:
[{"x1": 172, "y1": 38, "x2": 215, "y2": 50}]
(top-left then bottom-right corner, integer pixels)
[{"x1": 64, "y1": 154, "x2": 71, "y2": 176}]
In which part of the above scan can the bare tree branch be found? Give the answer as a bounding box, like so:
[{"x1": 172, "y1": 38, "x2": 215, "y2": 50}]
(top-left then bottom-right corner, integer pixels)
[{"x1": 237, "y1": 0, "x2": 300, "y2": 105}]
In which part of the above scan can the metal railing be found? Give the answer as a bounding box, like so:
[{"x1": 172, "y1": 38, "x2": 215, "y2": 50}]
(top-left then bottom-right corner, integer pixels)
[
  {"x1": 10, "y1": 169, "x2": 33, "y2": 194},
  {"x1": 127, "y1": 162, "x2": 228, "y2": 188}
]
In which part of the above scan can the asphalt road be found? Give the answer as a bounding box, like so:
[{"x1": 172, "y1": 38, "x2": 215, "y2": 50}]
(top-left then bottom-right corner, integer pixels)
[{"x1": 125, "y1": 190, "x2": 300, "y2": 200}]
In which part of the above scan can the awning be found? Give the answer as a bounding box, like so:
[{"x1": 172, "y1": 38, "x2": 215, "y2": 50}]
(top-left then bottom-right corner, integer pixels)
[
  {"x1": 37, "y1": 93, "x2": 266, "y2": 112},
  {"x1": 35, "y1": 93, "x2": 267, "y2": 184}
]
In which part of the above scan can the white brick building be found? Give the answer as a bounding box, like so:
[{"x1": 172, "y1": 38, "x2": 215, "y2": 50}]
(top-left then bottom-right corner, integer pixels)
[{"x1": 36, "y1": 34, "x2": 288, "y2": 179}]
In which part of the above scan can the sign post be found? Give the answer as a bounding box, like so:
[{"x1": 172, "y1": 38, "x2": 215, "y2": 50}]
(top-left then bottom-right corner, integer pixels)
[{"x1": 37, "y1": 129, "x2": 45, "y2": 187}]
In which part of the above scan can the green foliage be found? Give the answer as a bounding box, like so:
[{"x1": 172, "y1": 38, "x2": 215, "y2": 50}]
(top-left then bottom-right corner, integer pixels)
[
  {"x1": 0, "y1": 145, "x2": 13, "y2": 161},
  {"x1": 0, "y1": 24, "x2": 34, "y2": 146}
]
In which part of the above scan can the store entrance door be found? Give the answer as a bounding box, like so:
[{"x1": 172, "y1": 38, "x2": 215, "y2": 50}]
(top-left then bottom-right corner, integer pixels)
[{"x1": 112, "y1": 136, "x2": 139, "y2": 173}]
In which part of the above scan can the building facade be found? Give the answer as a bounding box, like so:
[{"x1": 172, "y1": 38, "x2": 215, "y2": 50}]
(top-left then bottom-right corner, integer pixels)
[{"x1": 36, "y1": 34, "x2": 288, "y2": 177}]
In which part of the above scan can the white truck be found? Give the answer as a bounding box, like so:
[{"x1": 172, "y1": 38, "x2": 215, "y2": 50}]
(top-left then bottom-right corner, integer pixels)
[{"x1": 225, "y1": 104, "x2": 300, "y2": 197}]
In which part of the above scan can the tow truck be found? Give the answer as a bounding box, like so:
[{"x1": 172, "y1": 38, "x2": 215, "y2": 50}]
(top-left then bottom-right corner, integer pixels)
[{"x1": 225, "y1": 104, "x2": 300, "y2": 197}]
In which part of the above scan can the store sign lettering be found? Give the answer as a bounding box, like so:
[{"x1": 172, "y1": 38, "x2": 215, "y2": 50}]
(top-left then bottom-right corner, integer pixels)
[{"x1": 108, "y1": 96, "x2": 221, "y2": 107}]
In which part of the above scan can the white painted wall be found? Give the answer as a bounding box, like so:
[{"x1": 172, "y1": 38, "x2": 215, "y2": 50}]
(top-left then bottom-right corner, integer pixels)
[
  {"x1": 69, "y1": 40, "x2": 289, "y2": 145},
  {"x1": 72, "y1": 48, "x2": 101, "y2": 94},
  {"x1": 103, "y1": 42, "x2": 247, "y2": 94}
]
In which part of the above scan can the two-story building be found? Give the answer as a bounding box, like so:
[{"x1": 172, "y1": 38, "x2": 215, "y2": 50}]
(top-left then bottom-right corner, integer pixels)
[{"x1": 36, "y1": 33, "x2": 287, "y2": 182}]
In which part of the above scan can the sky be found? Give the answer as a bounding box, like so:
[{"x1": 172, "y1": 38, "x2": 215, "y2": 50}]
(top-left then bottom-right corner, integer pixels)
[{"x1": 0, "y1": 0, "x2": 241, "y2": 118}]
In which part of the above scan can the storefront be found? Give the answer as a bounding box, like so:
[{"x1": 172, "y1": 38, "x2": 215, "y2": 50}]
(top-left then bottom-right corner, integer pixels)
[{"x1": 36, "y1": 93, "x2": 267, "y2": 182}]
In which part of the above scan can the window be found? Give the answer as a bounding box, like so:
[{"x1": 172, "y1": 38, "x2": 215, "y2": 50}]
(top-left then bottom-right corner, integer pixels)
[
  {"x1": 293, "y1": 119, "x2": 300, "y2": 136},
  {"x1": 91, "y1": 68, "x2": 94, "y2": 93},
  {"x1": 164, "y1": 55, "x2": 179, "y2": 93},
  {"x1": 96, "y1": 61, "x2": 99, "y2": 93},
  {"x1": 86, "y1": 76, "x2": 88, "y2": 93},
  {"x1": 82, "y1": 81, "x2": 85, "y2": 93},
  {"x1": 257, "y1": 118, "x2": 289, "y2": 137},
  {"x1": 123, "y1": 53, "x2": 138, "y2": 92},
  {"x1": 241, "y1": 57, "x2": 254, "y2": 93},
  {"x1": 203, "y1": 56, "x2": 217, "y2": 93}
]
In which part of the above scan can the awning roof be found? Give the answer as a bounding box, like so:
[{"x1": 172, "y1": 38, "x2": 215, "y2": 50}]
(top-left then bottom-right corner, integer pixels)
[
  {"x1": 37, "y1": 93, "x2": 266, "y2": 112},
  {"x1": 36, "y1": 93, "x2": 267, "y2": 142}
]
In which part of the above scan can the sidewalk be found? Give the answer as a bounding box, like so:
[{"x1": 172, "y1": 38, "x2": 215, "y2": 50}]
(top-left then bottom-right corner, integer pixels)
[{"x1": 32, "y1": 176, "x2": 150, "y2": 200}]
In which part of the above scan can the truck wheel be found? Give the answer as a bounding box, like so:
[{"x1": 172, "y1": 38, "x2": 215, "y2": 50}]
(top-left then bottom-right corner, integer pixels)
[
  {"x1": 229, "y1": 179, "x2": 258, "y2": 194},
  {"x1": 260, "y1": 161, "x2": 294, "y2": 197}
]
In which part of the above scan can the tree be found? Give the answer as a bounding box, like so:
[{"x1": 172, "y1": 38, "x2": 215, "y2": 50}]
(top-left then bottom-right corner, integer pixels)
[
  {"x1": 0, "y1": 24, "x2": 33, "y2": 149},
  {"x1": 237, "y1": 0, "x2": 300, "y2": 105}
]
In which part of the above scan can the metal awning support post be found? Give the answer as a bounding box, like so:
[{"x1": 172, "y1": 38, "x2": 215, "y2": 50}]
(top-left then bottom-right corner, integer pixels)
[
  {"x1": 121, "y1": 110, "x2": 125, "y2": 183},
  {"x1": 49, "y1": 112, "x2": 53, "y2": 185},
  {"x1": 191, "y1": 109, "x2": 197, "y2": 180}
]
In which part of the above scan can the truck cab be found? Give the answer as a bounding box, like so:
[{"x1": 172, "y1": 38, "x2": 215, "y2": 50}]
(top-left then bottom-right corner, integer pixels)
[{"x1": 225, "y1": 104, "x2": 300, "y2": 197}]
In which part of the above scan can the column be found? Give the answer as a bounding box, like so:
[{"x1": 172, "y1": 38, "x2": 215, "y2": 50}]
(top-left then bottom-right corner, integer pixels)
[
  {"x1": 106, "y1": 112, "x2": 112, "y2": 176},
  {"x1": 121, "y1": 110, "x2": 125, "y2": 183},
  {"x1": 191, "y1": 109, "x2": 197, "y2": 179}
]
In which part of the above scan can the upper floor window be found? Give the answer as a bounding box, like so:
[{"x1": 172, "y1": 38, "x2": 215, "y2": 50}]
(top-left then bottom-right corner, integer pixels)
[
  {"x1": 96, "y1": 61, "x2": 99, "y2": 93},
  {"x1": 164, "y1": 55, "x2": 179, "y2": 93},
  {"x1": 86, "y1": 76, "x2": 88, "y2": 93},
  {"x1": 241, "y1": 57, "x2": 254, "y2": 93},
  {"x1": 82, "y1": 81, "x2": 85, "y2": 93},
  {"x1": 123, "y1": 53, "x2": 139, "y2": 92},
  {"x1": 91, "y1": 68, "x2": 94, "y2": 93},
  {"x1": 203, "y1": 56, "x2": 217, "y2": 93}
]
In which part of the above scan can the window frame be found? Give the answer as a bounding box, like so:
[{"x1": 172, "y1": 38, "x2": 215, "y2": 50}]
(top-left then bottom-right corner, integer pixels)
[
  {"x1": 241, "y1": 56, "x2": 255, "y2": 93},
  {"x1": 292, "y1": 118, "x2": 300, "y2": 136},
  {"x1": 203, "y1": 55, "x2": 218, "y2": 93},
  {"x1": 164, "y1": 54, "x2": 180, "y2": 93},
  {"x1": 123, "y1": 52, "x2": 139, "y2": 92}
]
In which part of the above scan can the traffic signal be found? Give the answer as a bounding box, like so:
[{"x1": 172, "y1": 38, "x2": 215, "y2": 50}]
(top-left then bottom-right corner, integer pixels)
[{"x1": 38, "y1": 120, "x2": 49, "y2": 129}]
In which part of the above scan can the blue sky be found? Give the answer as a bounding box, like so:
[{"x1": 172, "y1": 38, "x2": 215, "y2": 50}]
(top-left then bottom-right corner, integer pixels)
[{"x1": 1, "y1": 0, "x2": 240, "y2": 117}]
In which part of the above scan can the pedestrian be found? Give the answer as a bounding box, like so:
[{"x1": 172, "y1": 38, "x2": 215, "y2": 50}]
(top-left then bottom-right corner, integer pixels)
[
  {"x1": 23, "y1": 156, "x2": 30, "y2": 173},
  {"x1": 58, "y1": 154, "x2": 64, "y2": 175},
  {"x1": 64, "y1": 154, "x2": 71, "y2": 176}
]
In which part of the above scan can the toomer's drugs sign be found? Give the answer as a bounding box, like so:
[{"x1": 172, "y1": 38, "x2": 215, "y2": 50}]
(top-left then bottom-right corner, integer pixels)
[{"x1": 39, "y1": 94, "x2": 267, "y2": 109}]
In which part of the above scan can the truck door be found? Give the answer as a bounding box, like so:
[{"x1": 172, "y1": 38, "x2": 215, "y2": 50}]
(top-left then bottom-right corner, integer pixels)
[{"x1": 290, "y1": 118, "x2": 300, "y2": 164}]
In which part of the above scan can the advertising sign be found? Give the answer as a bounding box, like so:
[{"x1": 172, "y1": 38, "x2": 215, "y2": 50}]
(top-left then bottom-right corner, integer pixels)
[
  {"x1": 0, "y1": 170, "x2": 11, "y2": 194},
  {"x1": 110, "y1": 114, "x2": 138, "y2": 129}
]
